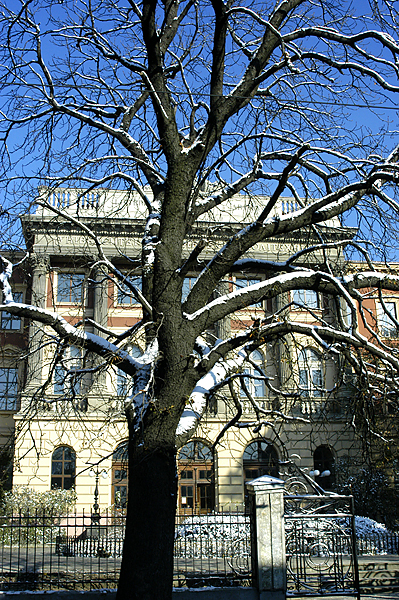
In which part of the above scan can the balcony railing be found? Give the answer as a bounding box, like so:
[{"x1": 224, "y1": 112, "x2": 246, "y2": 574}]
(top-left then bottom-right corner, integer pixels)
[{"x1": 35, "y1": 187, "x2": 341, "y2": 227}]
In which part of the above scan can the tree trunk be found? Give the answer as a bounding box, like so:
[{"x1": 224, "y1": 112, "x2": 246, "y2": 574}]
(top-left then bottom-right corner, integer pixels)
[{"x1": 116, "y1": 437, "x2": 177, "y2": 600}]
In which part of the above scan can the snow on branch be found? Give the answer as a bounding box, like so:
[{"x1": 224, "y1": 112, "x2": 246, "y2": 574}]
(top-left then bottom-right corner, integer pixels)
[
  {"x1": 0, "y1": 301, "x2": 148, "y2": 376},
  {"x1": 0, "y1": 255, "x2": 13, "y2": 304},
  {"x1": 175, "y1": 352, "x2": 245, "y2": 448}
]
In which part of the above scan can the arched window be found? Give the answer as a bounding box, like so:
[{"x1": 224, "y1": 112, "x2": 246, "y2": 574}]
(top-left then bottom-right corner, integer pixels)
[
  {"x1": 241, "y1": 350, "x2": 265, "y2": 398},
  {"x1": 117, "y1": 346, "x2": 142, "y2": 396},
  {"x1": 313, "y1": 445, "x2": 335, "y2": 490},
  {"x1": 243, "y1": 440, "x2": 279, "y2": 481},
  {"x1": 299, "y1": 348, "x2": 323, "y2": 397},
  {"x1": 178, "y1": 440, "x2": 214, "y2": 514},
  {"x1": 112, "y1": 442, "x2": 128, "y2": 508},
  {"x1": 51, "y1": 446, "x2": 75, "y2": 490}
]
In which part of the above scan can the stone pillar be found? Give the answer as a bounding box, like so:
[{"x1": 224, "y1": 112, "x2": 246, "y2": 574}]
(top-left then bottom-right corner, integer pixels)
[
  {"x1": 214, "y1": 281, "x2": 231, "y2": 340},
  {"x1": 275, "y1": 292, "x2": 293, "y2": 391},
  {"x1": 23, "y1": 255, "x2": 49, "y2": 401},
  {"x1": 246, "y1": 475, "x2": 286, "y2": 600},
  {"x1": 93, "y1": 267, "x2": 109, "y2": 337},
  {"x1": 89, "y1": 267, "x2": 110, "y2": 401}
]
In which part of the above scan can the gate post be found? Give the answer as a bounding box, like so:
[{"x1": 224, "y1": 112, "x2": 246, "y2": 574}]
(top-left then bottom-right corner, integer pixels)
[{"x1": 246, "y1": 475, "x2": 286, "y2": 600}]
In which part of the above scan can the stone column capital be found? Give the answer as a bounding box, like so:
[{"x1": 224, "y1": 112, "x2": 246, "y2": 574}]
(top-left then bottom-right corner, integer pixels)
[{"x1": 29, "y1": 253, "x2": 50, "y2": 274}]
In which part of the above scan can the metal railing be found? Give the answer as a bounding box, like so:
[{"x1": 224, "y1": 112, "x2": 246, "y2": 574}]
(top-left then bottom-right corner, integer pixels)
[
  {"x1": 0, "y1": 509, "x2": 251, "y2": 591},
  {"x1": 357, "y1": 531, "x2": 399, "y2": 555},
  {"x1": 0, "y1": 508, "x2": 396, "y2": 592},
  {"x1": 174, "y1": 510, "x2": 251, "y2": 587}
]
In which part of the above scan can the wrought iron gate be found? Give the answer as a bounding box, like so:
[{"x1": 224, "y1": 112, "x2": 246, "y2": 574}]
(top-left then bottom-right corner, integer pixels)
[{"x1": 285, "y1": 495, "x2": 360, "y2": 598}]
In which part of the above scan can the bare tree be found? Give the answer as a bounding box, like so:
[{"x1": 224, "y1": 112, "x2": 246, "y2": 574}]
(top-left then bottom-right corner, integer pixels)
[{"x1": 1, "y1": 1, "x2": 399, "y2": 598}]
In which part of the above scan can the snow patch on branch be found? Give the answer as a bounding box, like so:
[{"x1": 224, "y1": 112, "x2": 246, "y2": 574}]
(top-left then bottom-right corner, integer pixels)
[
  {"x1": 184, "y1": 270, "x2": 316, "y2": 321},
  {"x1": 0, "y1": 302, "x2": 147, "y2": 371},
  {"x1": 176, "y1": 353, "x2": 245, "y2": 447},
  {"x1": 126, "y1": 340, "x2": 159, "y2": 425},
  {"x1": 344, "y1": 271, "x2": 399, "y2": 287},
  {"x1": 0, "y1": 256, "x2": 13, "y2": 304}
]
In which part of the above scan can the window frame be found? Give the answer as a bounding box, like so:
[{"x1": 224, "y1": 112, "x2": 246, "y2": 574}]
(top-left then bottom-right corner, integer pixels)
[
  {"x1": 54, "y1": 346, "x2": 83, "y2": 396},
  {"x1": 116, "y1": 276, "x2": 142, "y2": 306},
  {"x1": 298, "y1": 348, "x2": 324, "y2": 398},
  {"x1": 240, "y1": 349, "x2": 266, "y2": 398},
  {"x1": 112, "y1": 442, "x2": 128, "y2": 508},
  {"x1": 0, "y1": 366, "x2": 19, "y2": 411},
  {"x1": 177, "y1": 440, "x2": 214, "y2": 514},
  {"x1": 56, "y1": 272, "x2": 85, "y2": 305},
  {"x1": 0, "y1": 292, "x2": 23, "y2": 330},
  {"x1": 234, "y1": 277, "x2": 263, "y2": 308},
  {"x1": 377, "y1": 300, "x2": 398, "y2": 338},
  {"x1": 243, "y1": 440, "x2": 280, "y2": 481},
  {"x1": 116, "y1": 346, "x2": 142, "y2": 396},
  {"x1": 51, "y1": 445, "x2": 76, "y2": 490},
  {"x1": 292, "y1": 289, "x2": 319, "y2": 310}
]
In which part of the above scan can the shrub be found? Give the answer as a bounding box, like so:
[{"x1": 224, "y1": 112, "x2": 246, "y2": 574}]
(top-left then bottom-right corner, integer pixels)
[
  {"x1": 0, "y1": 487, "x2": 77, "y2": 545},
  {"x1": 2, "y1": 486, "x2": 76, "y2": 518},
  {"x1": 336, "y1": 465, "x2": 399, "y2": 531}
]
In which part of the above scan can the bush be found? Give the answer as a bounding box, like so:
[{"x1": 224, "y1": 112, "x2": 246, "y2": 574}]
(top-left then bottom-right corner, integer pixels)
[
  {"x1": 0, "y1": 487, "x2": 77, "y2": 545},
  {"x1": 2, "y1": 486, "x2": 76, "y2": 518},
  {"x1": 336, "y1": 465, "x2": 399, "y2": 531}
]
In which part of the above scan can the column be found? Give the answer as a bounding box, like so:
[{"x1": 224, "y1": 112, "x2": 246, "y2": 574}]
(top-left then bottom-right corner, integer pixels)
[
  {"x1": 246, "y1": 475, "x2": 286, "y2": 600},
  {"x1": 22, "y1": 254, "x2": 49, "y2": 402},
  {"x1": 89, "y1": 266, "x2": 110, "y2": 402}
]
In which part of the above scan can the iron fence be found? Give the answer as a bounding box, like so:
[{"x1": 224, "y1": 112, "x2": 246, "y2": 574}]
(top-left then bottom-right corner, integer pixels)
[
  {"x1": 284, "y1": 495, "x2": 360, "y2": 598},
  {"x1": 174, "y1": 510, "x2": 251, "y2": 587},
  {"x1": 357, "y1": 531, "x2": 399, "y2": 555},
  {"x1": 0, "y1": 508, "x2": 396, "y2": 592},
  {"x1": 0, "y1": 509, "x2": 251, "y2": 591}
]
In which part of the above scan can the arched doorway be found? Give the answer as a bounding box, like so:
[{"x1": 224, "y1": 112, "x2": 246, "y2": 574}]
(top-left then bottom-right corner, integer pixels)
[
  {"x1": 243, "y1": 440, "x2": 279, "y2": 482},
  {"x1": 313, "y1": 445, "x2": 335, "y2": 490},
  {"x1": 112, "y1": 442, "x2": 128, "y2": 508},
  {"x1": 177, "y1": 440, "x2": 214, "y2": 514}
]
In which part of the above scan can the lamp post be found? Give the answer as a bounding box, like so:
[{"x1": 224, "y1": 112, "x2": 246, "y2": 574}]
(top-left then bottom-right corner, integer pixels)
[{"x1": 89, "y1": 465, "x2": 108, "y2": 524}]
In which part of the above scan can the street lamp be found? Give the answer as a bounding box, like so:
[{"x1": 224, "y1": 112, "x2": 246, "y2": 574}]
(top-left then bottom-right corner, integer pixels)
[{"x1": 89, "y1": 465, "x2": 108, "y2": 524}]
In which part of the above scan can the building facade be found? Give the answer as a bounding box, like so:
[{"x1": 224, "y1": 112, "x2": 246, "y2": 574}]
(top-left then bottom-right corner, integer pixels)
[{"x1": 0, "y1": 187, "x2": 382, "y2": 513}]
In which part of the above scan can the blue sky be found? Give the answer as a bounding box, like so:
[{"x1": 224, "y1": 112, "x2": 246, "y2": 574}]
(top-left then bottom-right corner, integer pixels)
[{"x1": 0, "y1": 0, "x2": 399, "y2": 261}]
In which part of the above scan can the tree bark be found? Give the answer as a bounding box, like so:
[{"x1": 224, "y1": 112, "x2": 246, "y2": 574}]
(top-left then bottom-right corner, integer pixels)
[{"x1": 116, "y1": 434, "x2": 177, "y2": 600}]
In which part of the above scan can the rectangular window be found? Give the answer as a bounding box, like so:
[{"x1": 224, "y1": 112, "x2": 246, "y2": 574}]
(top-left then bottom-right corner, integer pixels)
[
  {"x1": 117, "y1": 368, "x2": 132, "y2": 396},
  {"x1": 0, "y1": 368, "x2": 18, "y2": 410},
  {"x1": 54, "y1": 346, "x2": 82, "y2": 395},
  {"x1": 299, "y1": 367, "x2": 322, "y2": 397},
  {"x1": 117, "y1": 277, "x2": 142, "y2": 305},
  {"x1": 54, "y1": 365, "x2": 65, "y2": 396},
  {"x1": 57, "y1": 273, "x2": 85, "y2": 304},
  {"x1": 292, "y1": 289, "x2": 319, "y2": 309},
  {"x1": 1, "y1": 292, "x2": 23, "y2": 330},
  {"x1": 235, "y1": 278, "x2": 262, "y2": 308},
  {"x1": 299, "y1": 369, "x2": 309, "y2": 397},
  {"x1": 182, "y1": 277, "x2": 196, "y2": 302},
  {"x1": 199, "y1": 485, "x2": 213, "y2": 510},
  {"x1": 378, "y1": 301, "x2": 397, "y2": 338},
  {"x1": 180, "y1": 485, "x2": 194, "y2": 508},
  {"x1": 312, "y1": 368, "x2": 323, "y2": 398}
]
